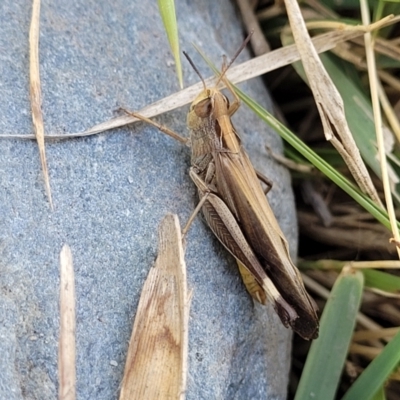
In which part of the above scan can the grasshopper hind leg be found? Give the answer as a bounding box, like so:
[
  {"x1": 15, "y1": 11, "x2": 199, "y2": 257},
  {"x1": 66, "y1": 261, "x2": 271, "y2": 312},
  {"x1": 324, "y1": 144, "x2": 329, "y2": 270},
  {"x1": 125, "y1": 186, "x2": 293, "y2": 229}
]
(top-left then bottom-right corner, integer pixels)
[{"x1": 237, "y1": 260, "x2": 267, "y2": 305}]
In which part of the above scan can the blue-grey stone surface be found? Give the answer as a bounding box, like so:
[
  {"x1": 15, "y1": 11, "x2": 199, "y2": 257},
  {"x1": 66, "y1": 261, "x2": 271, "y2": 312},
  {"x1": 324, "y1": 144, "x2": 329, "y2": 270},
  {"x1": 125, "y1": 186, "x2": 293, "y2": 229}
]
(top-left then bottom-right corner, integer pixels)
[{"x1": 0, "y1": 0, "x2": 296, "y2": 398}]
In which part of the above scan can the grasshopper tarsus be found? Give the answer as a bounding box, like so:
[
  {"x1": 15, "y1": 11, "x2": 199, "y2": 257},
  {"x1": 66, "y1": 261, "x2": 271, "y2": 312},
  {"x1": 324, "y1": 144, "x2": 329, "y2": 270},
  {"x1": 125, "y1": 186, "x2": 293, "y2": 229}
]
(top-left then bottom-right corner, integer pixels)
[{"x1": 255, "y1": 170, "x2": 273, "y2": 194}]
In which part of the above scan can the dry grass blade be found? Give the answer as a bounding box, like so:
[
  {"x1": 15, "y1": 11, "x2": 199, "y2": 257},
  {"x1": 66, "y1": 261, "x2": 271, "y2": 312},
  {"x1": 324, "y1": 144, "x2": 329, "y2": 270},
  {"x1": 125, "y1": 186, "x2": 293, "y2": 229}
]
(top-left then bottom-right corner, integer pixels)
[
  {"x1": 353, "y1": 327, "x2": 400, "y2": 342},
  {"x1": 360, "y1": 0, "x2": 400, "y2": 259},
  {"x1": 379, "y1": 69, "x2": 400, "y2": 93},
  {"x1": 351, "y1": 36, "x2": 400, "y2": 63},
  {"x1": 29, "y1": 0, "x2": 53, "y2": 208},
  {"x1": 367, "y1": 288, "x2": 400, "y2": 299},
  {"x1": 349, "y1": 343, "x2": 383, "y2": 359},
  {"x1": 298, "y1": 210, "x2": 394, "y2": 254},
  {"x1": 303, "y1": 0, "x2": 337, "y2": 18},
  {"x1": 0, "y1": 27, "x2": 382, "y2": 141},
  {"x1": 236, "y1": 0, "x2": 270, "y2": 55},
  {"x1": 120, "y1": 214, "x2": 190, "y2": 400},
  {"x1": 283, "y1": 0, "x2": 381, "y2": 206},
  {"x1": 58, "y1": 244, "x2": 76, "y2": 400},
  {"x1": 266, "y1": 146, "x2": 314, "y2": 173},
  {"x1": 377, "y1": 80, "x2": 400, "y2": 145},
  {"x1": 352, "y1": 261, "x2": 400, "y2": 269}
]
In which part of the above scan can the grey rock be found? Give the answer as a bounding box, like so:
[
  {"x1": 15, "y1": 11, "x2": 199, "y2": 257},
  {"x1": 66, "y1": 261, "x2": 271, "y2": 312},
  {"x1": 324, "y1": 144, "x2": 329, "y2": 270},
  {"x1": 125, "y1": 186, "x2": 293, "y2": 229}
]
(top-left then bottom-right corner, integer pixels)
[{"x1": 0, "y1": 0, "x2": 296, "y2": 398}]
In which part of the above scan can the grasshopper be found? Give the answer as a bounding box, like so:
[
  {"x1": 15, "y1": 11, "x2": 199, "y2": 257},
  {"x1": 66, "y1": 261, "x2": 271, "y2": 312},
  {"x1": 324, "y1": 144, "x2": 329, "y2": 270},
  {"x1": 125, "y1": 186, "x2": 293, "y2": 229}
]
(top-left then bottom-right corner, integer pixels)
[{"x1": 126, "y1": 37, "x2": 319, "y2": 340}]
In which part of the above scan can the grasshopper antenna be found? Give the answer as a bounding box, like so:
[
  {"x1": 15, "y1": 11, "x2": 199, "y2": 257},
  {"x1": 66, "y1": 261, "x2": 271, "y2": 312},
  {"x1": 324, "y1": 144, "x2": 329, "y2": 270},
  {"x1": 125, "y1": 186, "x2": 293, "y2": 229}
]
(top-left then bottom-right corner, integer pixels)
[
  {"x1": 183, "y1": 51, "x2": 207, "y2": 91},
  {"x1": 215, "y1": 30, "x2": 254, "y2": 87}
]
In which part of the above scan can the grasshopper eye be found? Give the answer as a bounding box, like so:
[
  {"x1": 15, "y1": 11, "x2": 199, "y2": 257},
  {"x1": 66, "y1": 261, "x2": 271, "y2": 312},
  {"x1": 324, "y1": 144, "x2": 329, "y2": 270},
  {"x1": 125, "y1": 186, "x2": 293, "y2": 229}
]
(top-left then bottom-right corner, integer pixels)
[{"x1": 193, "y1": 98, "x2": 212, "y2": 118}]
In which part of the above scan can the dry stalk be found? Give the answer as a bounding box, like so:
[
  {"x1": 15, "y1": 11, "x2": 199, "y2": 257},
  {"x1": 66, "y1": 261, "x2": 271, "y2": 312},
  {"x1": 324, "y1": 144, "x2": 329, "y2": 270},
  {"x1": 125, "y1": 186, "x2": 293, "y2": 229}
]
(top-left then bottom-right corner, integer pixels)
[
  {"x1": 119, "y1": 214, "x2": 190, "y2": 400},
  {"x1": 29, "y1": 0, "x2": 53, "y2": 208},
  {"x1": 58, "y1": 244, "x2": 76, "y2": 400}
]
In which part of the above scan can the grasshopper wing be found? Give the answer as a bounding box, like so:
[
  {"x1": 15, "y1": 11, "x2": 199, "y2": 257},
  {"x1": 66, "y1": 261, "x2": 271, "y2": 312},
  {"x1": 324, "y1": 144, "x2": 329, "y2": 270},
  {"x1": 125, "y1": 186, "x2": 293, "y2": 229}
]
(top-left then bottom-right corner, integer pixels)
[
  {"x1": 190, "y1": 169, "x2": 299, "y2": 330},
  {"x1": 214, "y1": 148, "x2": 319, "y2": 340}
]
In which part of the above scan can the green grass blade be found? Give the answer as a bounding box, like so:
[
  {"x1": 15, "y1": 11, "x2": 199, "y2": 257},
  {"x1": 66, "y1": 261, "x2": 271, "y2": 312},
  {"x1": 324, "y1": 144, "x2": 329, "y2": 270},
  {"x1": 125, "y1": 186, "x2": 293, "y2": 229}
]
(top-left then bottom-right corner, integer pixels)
[
  {"x1": 157, "y1": 0, "x2": 183, "y2": 88},
  {"x1": 294, "y1": 269, "x2": 364, "y2": 400},
  {"x1": 371, "y1": 385, "x2": 386, "y2": 400},
  {"x1": 236, "y1": 87, "x2": 396, "y2": 231},
  {"x1": 341, "y1": 329, "x2": 400, "y2": 400},
  {"x1": 363, "y1": 269, "x2": 400, "y2": 292}
]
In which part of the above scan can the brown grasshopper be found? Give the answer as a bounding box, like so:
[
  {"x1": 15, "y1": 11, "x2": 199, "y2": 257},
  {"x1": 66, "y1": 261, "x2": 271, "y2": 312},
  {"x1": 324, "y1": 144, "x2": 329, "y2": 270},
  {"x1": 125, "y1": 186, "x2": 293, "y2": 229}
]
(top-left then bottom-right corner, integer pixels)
[{"x1": 126, "y1": 38, "x2": 319, "y2": 340}]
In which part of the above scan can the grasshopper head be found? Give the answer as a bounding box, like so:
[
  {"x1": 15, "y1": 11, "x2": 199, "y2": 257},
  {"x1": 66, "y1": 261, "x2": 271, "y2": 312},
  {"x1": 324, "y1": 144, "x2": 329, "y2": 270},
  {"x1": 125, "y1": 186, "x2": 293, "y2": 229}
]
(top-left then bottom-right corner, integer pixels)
[
  {"x1": 187, "y1": 88, "x2": 230, "y2": 130},
  {"x1": 184, "y1": 32, "x2": 252, "y2": 130}
]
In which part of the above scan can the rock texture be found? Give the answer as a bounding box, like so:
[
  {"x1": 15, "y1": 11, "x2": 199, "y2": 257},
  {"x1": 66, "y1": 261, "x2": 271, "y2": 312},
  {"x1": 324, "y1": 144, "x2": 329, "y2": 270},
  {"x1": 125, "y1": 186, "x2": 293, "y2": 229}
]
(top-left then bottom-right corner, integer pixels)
[{"x1": 0, "y1": 0, "x2": 296, "y2": 398}]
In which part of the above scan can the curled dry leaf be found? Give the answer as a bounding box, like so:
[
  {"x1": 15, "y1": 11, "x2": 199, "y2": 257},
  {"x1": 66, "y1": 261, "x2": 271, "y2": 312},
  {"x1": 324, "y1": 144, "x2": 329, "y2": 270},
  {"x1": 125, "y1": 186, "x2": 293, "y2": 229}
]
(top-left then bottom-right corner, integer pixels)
[{"x1": 236, "y1": 0, "x2": 271, "y2": 55}]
